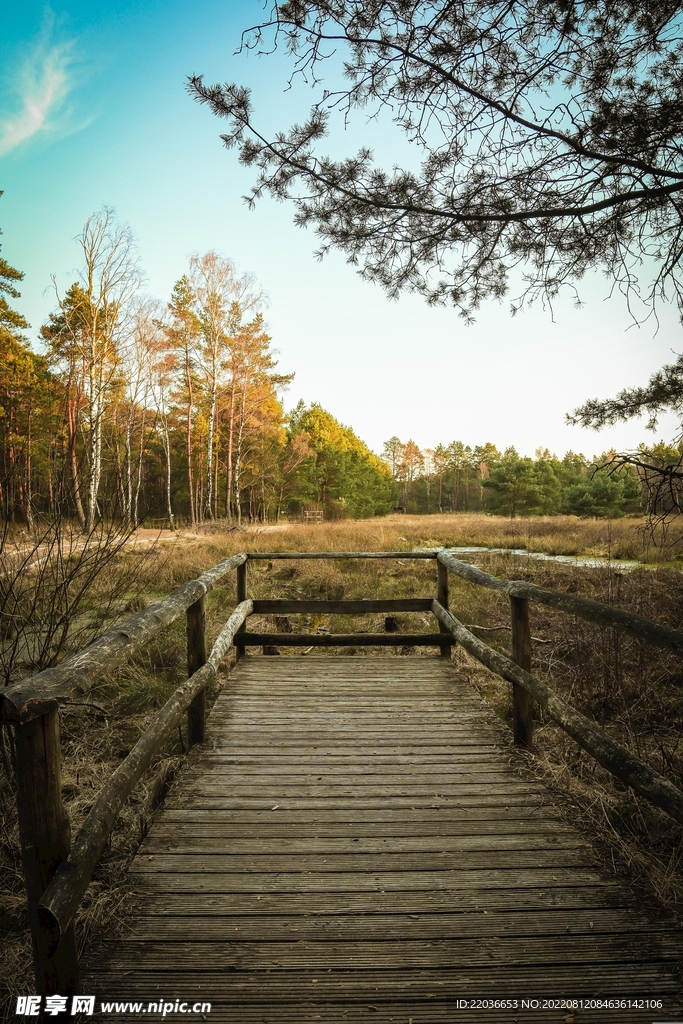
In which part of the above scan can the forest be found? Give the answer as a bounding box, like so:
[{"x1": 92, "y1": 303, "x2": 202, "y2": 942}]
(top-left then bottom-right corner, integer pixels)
[
  {"x1": 382, "y1": 438, "x2": 651, "y2": 518},
  {"x1": 0, "y1": 208, "x2": 395, "y2": 527},
  {"x1": 0, "y1": 206, "x2": 661, "y2": 529}
]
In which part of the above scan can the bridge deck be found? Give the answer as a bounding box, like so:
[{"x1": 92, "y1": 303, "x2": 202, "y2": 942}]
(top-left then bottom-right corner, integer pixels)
[{"x1": 83, "y1": 656, "x2": 682, "y2": 1022}]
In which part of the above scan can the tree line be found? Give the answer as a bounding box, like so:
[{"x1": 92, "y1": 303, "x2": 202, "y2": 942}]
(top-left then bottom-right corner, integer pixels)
[
  {"x1": 1, "y1": 202, "x2": 671, "y2": 530},
  {"x1": 0, "y1": 205, "x2": 394, "y2": 529},
  {"x1": 382, "y1": 438, "x2": 647, "y2": 518}
]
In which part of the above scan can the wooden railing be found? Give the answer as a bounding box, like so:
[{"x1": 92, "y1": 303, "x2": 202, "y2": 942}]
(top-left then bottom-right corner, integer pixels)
[
  {"x1": 3, "y1": 547, "x2": 683, "y2": 1001},
  {"x1": 1, "y1": 553, "x2": 247, "y2": 1002}
]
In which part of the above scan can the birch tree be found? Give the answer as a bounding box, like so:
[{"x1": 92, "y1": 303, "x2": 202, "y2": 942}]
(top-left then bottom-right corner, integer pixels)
[
  {"x1": 117, "y1": 298, "x2": 160, "y2": 527},
  {"x1": 143, "y1": 305, "x2": 177, "y2": 530},
  {"x1": 45, "y1": 210, "x2": 142, "y2": 530},
  {"x1": 167, "y1": 277, "x2": 200, "y2": 525},
  {"x1": 187, "y1": 252, "x2": 263, "y2": 520}
]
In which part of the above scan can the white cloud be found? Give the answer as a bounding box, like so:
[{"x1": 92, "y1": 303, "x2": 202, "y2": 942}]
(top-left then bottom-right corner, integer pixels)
[{"x1": 0, "y1": 19, "x2": 81, "y2": 157}]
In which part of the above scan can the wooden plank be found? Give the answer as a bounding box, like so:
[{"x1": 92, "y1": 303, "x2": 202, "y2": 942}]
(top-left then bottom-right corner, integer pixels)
[
  {"x1": 139, "y1": 835, "x2": 589, "y2": 855},
  {"x1": 173, "y1": 793, "x2": 546, "y2": 808},
  {"x1": 91, "y1": 932, "x2": 683, "y2": 969},
  {"x1": 238, "y1": 632, "x2": 446, "y2": 646},
  {"x1": 178, "y1": 765, "x2": 530, "y2": 778},
  {"x1": 120, "y1": 886, "x2": 631, "y2": 915},
  {"x1": 252, "y1": 599, "x2": 434, "y2": 613},
  {"x1": 149, "y1": 821, "x2": 576, "y2": 838},
  {"x1": 80, "y1": 965, "x2": 683, "y2": 999},
  {"x1": 157, "y1": 806, "x2": 567, "y2": 825},
  {"x1": 180, "y1": 771, "x2": 532, "y2": 785},
  {"x1": 85, "y1": 1008, "x2": 682, "y2": 1024},
  {"x1": 130, "y1": 848, "x2": 597, "y2": 873},
  {"x1": 198, "y1": 759, "x2": 515, "y2": 771},
  {"x1": 125, "y1": 907, "x2": 673, "y2": 940},
  {"x1": 130, "y1": 867, "x2": 609, "y2": 892}
]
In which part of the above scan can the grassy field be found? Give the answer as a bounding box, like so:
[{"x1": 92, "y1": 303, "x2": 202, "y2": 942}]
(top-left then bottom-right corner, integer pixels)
[
  {"x1": 137, "y1": 510, "x2": 682, "y2": 569},
  {"x1": 2, "y1": 512, "x2": 683, "y2": 1011}
]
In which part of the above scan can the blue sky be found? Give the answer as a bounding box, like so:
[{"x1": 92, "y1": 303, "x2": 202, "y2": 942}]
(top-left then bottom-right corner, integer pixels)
[{"x1": 1, "y1": 0, "x2": 680, "y2": 459}]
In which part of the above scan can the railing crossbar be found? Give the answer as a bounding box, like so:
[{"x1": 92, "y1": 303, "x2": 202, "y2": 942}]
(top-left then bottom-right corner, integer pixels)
[{"x1": 247, "y1": 551, "x2": 436, "y2": 559}]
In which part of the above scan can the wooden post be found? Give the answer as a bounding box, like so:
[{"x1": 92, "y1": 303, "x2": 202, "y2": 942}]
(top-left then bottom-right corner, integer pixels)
[
  {"x1": 236, "y1": 561, "x2": 247, "y2": 661},
  {"x1": 14, "y1": 710, "x2": 79, "y2": 999},
  {"x1": 186, "y1": 596, "x2": 207, "y2": 746},
  {"x1": 510, "y1": 596, "x2": 534, "y2": 748},
  {"x1": 437, "y1": 560, "x2": 452, "y2": 658}
]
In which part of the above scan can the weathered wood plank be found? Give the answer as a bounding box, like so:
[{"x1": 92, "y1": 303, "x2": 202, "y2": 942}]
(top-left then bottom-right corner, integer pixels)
[
  {"x1": 177, "y1": 786, "x2": 540, "y2": 802},
  {"x1": 171, "y1": 789, "x2": 552, "y2": 805},
  {"x1": 175, "y1": 767, "x2": 531, "y2": 781},
  {"x1": 81, "y1": 965, "x2": 683, "y2": 999},
  {"x1": 154, "y1": 809, "x2": 569, "y2": 830},
  {"x1": 139, "y1": 834, "x2": 589, "y2": 855},
  {"x1": 121, "y1": 886, "x2": 631, "y2": 915},
  {"x1": 130, "y1": 848, "x2": 598, "y2": 873},
  {"x1": 148, "y1": 820, "x2": 576, "y2": 838},
  {"x1": 252, "y1": 599, "x2": 434, "y2": 613},
  {"x1": 91, "y1": 932, "x2": 683, "y2": 969},
  {"x1": 125, "y1": 907, "x2": 673, "y2": 940},
  {"x1": 129, "y1": 867, "x2": 610, "y2": 892},
  {"x1": 238, "y1": 632, "x2": 446, "y2": 646}
]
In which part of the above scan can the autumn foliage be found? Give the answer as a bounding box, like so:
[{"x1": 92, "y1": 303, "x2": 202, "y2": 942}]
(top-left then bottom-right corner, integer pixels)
[{"x1": 0, "y1": 209, "x2": 395, "y2": 528}]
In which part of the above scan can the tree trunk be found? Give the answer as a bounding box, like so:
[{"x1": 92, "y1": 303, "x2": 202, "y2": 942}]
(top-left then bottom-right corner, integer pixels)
[
  {"x1": 24, "y1": 410, "x2": 34, "y2": 531},
  {"x1": 185, "y1": 347, "x2": 195, "y2": 526},
  {"x1": 66, "y1": 394, "x2": 85, "y2": 530},
  {"x1": 164, "y1": 420, "x2": 174, "y2": 530},
  {"x1": 226, "y1": 378, "x2": 236, "y2": 521}
]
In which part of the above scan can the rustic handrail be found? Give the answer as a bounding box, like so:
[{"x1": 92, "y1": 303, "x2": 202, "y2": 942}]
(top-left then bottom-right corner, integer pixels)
[
  {"x1": 437, "y1": 550, "x2": 683, "y2": 656},
  {"x1": 1, "y1": 553, "x2": 247, "y2": 724},
  {"x1": 431, "y1": 599, "x2": 683, "y2": 826},
  {"x1": 35, "y1": 601, "x2": 253, "y2": 959},
  {"x1": 7, "y1": 551, "x2": 247, "y2": 999}
]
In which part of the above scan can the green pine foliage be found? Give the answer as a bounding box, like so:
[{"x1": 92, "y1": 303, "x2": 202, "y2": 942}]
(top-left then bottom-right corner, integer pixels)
[
  {"x1": 485, "y1": 449, "x2": 642, "y2": 517},
  {"x1": 289, "y1": 403, "x2": 396, "y2": 519},
  {"x1": 383, "y1": 440, "x2": 644, "y2": 518}
]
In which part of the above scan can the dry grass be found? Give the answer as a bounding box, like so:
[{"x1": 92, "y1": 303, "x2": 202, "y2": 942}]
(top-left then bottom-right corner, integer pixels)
[
  {"x1": 2, "y1": 512, "x2": 683, "y2": 1011},
  {"x1": 447, "y1": 552, "x2": 683, "y2": 919},
  {"x1": 133, "y1": 511, "x2": 683, "y2": 565}
]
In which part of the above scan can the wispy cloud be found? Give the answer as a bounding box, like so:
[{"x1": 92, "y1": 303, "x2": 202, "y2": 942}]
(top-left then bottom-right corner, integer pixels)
[{"x1": 0, "y1": 17, "x2": 83, "y2": 157}]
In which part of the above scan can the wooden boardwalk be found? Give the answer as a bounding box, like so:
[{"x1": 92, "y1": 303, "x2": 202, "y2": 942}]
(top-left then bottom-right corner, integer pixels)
[{"x1": 83, "y1": 656, "x2": 682, "y2": 1022}]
